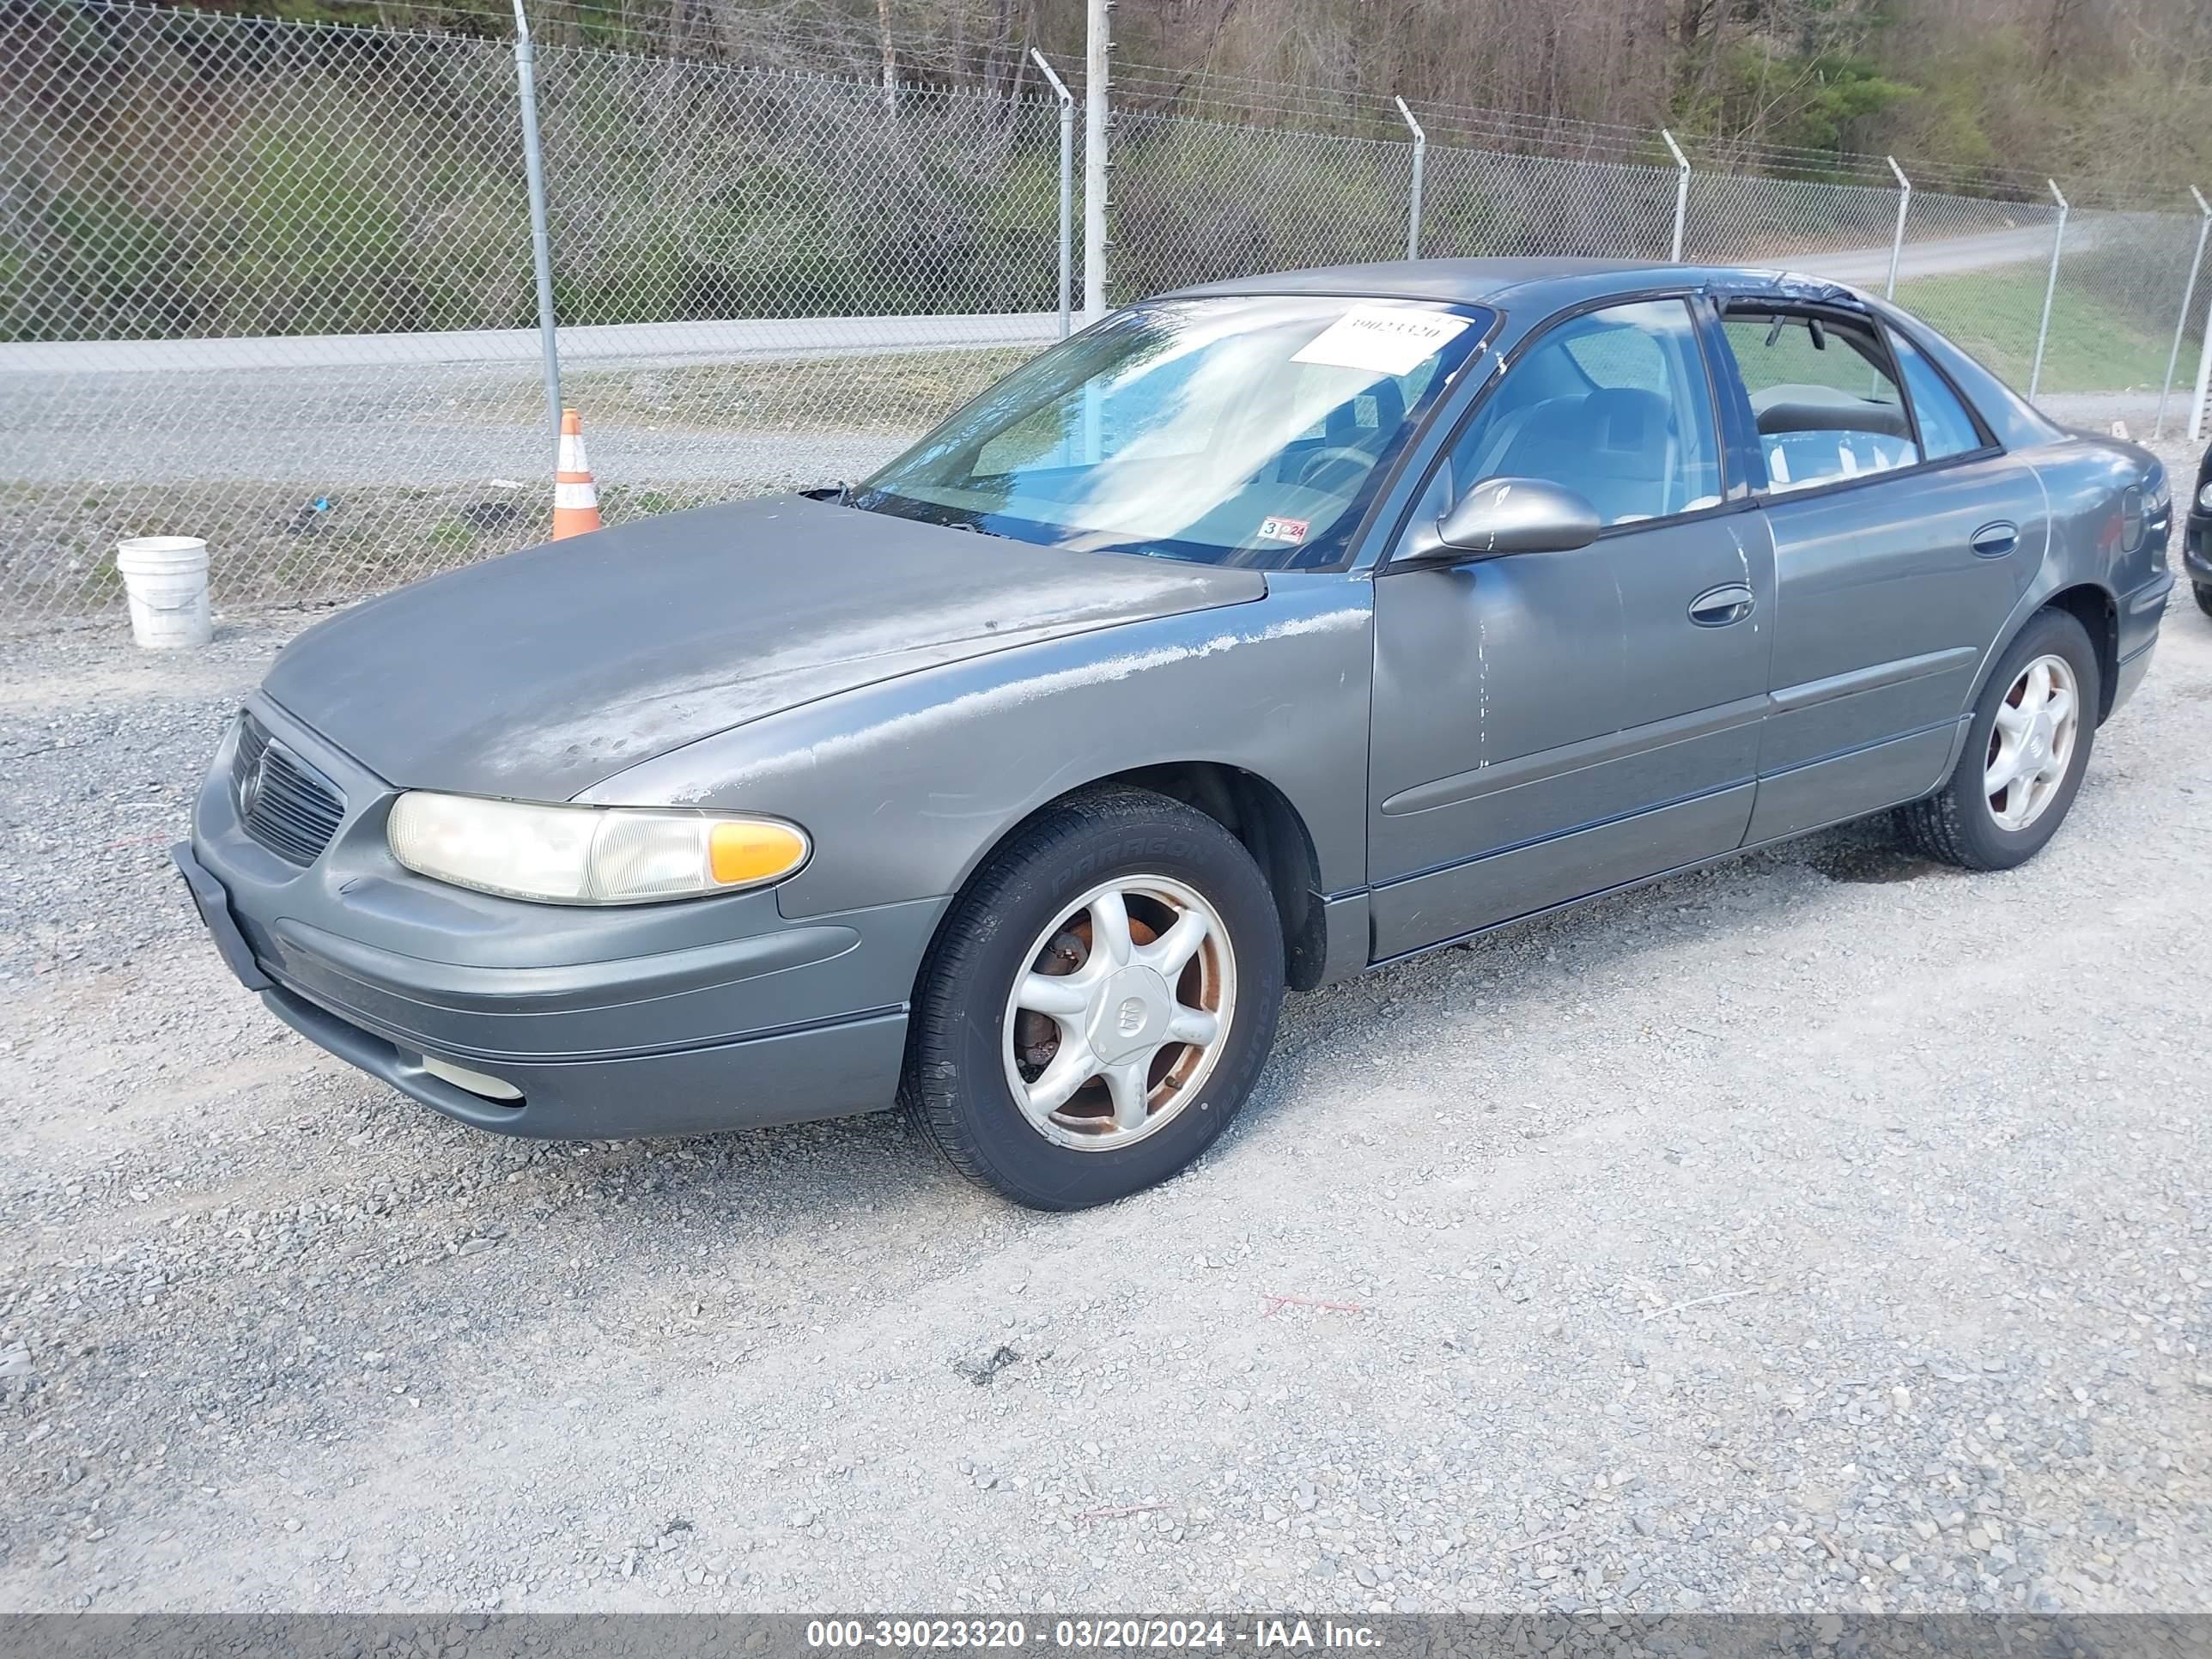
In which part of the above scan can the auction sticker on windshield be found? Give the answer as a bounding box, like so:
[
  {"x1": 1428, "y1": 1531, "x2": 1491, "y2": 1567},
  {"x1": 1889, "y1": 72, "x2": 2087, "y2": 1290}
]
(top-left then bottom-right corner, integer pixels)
[{"x1": 1292, "y1": 305, "x2": 1472, "y2": 376}]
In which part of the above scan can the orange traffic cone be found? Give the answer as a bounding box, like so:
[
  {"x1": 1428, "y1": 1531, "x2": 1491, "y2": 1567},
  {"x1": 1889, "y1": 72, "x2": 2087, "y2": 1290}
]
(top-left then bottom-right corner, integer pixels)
[{"x1": 552, "y1": 407, "x2": 602, "y2": 540}]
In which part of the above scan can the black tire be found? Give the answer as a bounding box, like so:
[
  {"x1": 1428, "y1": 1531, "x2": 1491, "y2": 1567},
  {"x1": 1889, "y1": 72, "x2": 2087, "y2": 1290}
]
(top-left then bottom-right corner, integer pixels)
[
  {"x1": 901, "y1": 785, "x2": 1285, "y2": 1210},
  {"x1": 1895, "y1": 607, "x2": 2100, "y2": 872},
  {"x1": 2194, "y1": 581, "x2": 2212, "y2": 619}
]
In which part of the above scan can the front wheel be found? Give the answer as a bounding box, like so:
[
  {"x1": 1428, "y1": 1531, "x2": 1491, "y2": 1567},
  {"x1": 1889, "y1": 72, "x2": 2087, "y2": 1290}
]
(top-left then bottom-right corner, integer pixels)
[
  {"x1": 902, "y1": 786, "x2": 1285, "y2": 1210},
  {"x1": 1895, "y1": 606, "x2": 2100, "y2": 872},
  {"x1": 2194, "y1": 581, "x2": 2212, "y2": 618}
]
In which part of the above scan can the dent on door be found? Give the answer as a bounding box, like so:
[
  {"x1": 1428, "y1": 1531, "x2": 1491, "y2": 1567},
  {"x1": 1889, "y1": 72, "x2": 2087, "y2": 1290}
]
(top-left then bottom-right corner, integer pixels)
[
  {"x1": 1369, "y1": 550, "x2": 1625, "y2": 892},
  {"x1": 1365, "y1": 510, "x2": 1772, "y2": 959}
]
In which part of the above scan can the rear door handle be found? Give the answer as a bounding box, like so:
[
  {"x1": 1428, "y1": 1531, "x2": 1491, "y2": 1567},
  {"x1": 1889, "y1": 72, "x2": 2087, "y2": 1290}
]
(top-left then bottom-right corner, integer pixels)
[
  {"x1": 1688, "y1": 582, "x2": 1755, "y2": 627},
  {"x1": 1971, "y1": 520, "x2": 2020, "y2": 557}
]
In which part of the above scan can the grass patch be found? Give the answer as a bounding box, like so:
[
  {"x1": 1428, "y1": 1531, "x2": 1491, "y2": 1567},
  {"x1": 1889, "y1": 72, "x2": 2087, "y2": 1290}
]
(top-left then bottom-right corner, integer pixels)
[
  {"x1": 1, "y1": 474, "x2": 804, "y2": 621},
  {"x1": 3, "y1": 481, "x2": 540, "y2": 617},
  {"x1": 1895, "y1": 265, "x2": 2177, "y2": 397},
  {"x1": 464, "y1": 346, "x2": 1039, "y2": 434}
]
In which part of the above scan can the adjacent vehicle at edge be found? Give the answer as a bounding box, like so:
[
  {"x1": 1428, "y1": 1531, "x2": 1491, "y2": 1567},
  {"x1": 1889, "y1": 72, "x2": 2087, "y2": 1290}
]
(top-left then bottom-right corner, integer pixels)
[
  {"x1": 176, "y1": 258, "x2": 2175, "y2": 1209},
  {"x1": 2186, "y1": 434, "x2": 2212, "y2": 617}
]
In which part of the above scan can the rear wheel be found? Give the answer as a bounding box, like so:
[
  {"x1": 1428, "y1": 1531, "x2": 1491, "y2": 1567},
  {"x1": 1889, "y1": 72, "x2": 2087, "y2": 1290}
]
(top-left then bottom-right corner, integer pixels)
[
  {"x1": 2194, "y1": 581, "x2": 2212, "y2": 618},
  {"x1": 1895, "y1": 607, "x2": 2099, "y2": 872},
  {"x1": 902, "y1": 786, "x2": 1285, "y2": 1209}
]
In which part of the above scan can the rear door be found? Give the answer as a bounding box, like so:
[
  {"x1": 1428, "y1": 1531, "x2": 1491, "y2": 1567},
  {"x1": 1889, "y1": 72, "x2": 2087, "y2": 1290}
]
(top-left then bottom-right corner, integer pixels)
[
  {"x1": 1715, "y1": 302, "x2": 2044, "y2": 843},
  {"x1": 1366, "y1": 295, "x2": 1772, "y2": 959}
]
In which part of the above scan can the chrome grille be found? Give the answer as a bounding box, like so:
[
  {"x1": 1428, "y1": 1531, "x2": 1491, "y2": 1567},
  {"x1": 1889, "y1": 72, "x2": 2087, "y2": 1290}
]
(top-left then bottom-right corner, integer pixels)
[{"x1": 232, "y1": 714, "x2": 344, "y2": 866}]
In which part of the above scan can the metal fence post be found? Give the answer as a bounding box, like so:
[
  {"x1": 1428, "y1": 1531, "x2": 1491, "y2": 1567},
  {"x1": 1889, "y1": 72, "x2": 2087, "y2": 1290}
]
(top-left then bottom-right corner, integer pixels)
[
  {"x1": 1031, "y1": 49, "x2": 1074, "y2": 337},
  {"x1": 1662, "y1": 130, "x2": 1690, "y2": 263},
  {"x1": 2193, "y1": 271, "x2": 2212, "y2": 442},
  {"x1": 1081, "y1": 0, "x2": 1110, "y2": 318},
  {"x1": 1885, "y1": 156, "x2": 1911, "y2": 301},
  {"x1": 1395, "y1": 97, "x2": 1425, "y2": 261},
  {"x1": 2028, "y1": 179, "x2": 2069, "y2": 404},
  {"x1": 2154, "y1": 185, "x2": 2210, "y2": 440},
  {"x1": 510, "y1": 0, "x2": 562, "y2": 460}
]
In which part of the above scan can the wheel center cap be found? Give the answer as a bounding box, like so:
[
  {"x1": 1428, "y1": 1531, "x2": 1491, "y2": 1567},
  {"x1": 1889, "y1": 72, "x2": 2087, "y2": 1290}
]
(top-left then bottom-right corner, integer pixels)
[{"x1": 1087, "y1": 966, "x2": 1172, "y2": 1063}]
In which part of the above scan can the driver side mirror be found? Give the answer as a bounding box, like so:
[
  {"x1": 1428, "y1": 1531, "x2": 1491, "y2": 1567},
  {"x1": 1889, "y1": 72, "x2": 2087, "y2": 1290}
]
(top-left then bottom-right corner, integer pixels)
[{"x1": 1395, "y1": 477, "x2": 1603, "y2": 567}]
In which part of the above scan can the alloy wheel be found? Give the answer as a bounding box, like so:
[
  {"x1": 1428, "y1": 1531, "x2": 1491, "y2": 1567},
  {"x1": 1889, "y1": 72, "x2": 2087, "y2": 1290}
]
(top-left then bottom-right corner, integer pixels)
[
  {"x1": 1000, "y1": 875, "x2": 1237, "y2": 1152},
  {"x1": 1984, "y1": 653, "x2": 2081, "y2": 833}
]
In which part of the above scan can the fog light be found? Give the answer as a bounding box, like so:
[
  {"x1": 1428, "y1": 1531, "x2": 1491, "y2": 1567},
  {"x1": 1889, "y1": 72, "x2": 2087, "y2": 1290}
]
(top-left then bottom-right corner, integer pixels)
[{"x1": 422, "y1": 1054, "x2": 523, "y2": 1102}]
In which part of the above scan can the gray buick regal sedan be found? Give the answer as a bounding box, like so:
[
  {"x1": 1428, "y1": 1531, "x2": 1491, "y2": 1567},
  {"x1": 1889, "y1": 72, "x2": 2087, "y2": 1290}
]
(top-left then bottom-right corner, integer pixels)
[{"x1": 176, "y1": 258, "x2": 2175, "y2": 1209}]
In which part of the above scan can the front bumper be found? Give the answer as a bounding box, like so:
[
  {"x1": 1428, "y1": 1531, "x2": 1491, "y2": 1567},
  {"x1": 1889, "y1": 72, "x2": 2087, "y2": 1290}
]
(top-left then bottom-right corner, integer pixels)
[
  {"x1": 179, "y1": 696, "x2": 940, "y2": 1139},
  {"x1": 2185, "y1": 510, "x2": 2212, "y2": 586}
]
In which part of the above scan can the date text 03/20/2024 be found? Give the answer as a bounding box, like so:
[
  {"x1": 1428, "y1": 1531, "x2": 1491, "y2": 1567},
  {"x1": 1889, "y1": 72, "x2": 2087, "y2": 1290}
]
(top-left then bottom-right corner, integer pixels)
[{"x1": 804, "y1": 1620, "x2": 1382, "y2": 1650}]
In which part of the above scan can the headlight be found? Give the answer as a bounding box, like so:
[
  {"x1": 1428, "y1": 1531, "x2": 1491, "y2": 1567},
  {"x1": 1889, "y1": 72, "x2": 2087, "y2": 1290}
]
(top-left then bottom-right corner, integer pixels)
[
  {"x1": 386, "y1": 793, "x2": 809, "y2": 905},
  {"x1": 2198, "y1": 480, "x2": 2212, "y2": 512}
]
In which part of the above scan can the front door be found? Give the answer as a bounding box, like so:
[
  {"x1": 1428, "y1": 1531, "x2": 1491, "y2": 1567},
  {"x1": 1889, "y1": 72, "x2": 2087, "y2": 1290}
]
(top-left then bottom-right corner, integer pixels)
[{"x1": 1367, "y1": 296, "x2": 1773, "y2": 959}]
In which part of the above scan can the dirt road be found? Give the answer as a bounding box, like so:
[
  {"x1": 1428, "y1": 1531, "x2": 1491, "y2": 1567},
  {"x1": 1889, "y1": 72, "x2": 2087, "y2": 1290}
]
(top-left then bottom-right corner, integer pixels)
[{"x1": 2, "y1": 568, "x2": 2208, "y2": 1615}]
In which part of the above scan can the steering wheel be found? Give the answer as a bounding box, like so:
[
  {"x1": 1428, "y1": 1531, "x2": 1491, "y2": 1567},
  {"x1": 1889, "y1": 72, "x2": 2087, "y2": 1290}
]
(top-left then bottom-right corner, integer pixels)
[{"x1": 1296, "y1": 445, "x2": 1375, "y2": 495}]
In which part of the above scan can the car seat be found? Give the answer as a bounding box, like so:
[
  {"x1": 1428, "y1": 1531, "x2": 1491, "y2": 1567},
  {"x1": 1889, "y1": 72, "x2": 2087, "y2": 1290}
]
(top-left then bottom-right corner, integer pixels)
[{"x1": 1497, "y1": 386, "x2": 1675, "y2": 525}]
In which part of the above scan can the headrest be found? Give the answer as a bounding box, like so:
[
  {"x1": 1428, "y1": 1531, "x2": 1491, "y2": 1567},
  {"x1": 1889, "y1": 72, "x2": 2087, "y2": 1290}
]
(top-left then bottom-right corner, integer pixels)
[
  {"x1": 1584, "y1": 386, "x2": 1672, "y2": 451},
  {"x1": 1756, "y1": 398, "x2": 1912, "y2": 441},
  {"x1": 1325, "y1": 380, "x2": 1408, "y2": 441}
]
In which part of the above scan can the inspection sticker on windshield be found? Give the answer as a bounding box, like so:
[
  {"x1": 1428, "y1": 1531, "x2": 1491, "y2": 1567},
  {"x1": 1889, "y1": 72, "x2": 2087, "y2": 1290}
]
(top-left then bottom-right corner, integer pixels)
[
  {"x1": 1292, "y1": 306, "x2": 1470, "y2": 376},
  {"x1": 1256, "y1": 515, "x2": 1310, "y2": 544}
]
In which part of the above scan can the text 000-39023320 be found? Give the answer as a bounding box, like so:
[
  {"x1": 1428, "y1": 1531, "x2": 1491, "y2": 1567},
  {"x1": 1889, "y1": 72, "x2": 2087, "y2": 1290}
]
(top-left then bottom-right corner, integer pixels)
[{"x1": 804, "y1": 1620, "x2": 1383, "y2": 1651}]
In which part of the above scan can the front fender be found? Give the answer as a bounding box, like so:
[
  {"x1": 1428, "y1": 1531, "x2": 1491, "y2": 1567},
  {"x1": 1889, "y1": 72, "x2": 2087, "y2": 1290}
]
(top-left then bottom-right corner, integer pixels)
[{"x1": 580, "y1": 575, "x2": 1376, "y2": 922}]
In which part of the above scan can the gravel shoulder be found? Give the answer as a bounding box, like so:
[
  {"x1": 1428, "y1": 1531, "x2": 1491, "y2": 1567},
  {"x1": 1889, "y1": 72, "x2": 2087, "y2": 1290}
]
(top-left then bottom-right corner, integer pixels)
[{"x1": 1, "y1": 527, "x2": 2208, "y2": 1614}]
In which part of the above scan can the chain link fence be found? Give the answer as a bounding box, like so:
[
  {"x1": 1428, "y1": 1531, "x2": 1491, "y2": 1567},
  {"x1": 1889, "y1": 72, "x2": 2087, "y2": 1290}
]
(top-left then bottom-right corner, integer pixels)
[
  {"x1": 1886, "y1": 186, "x2": 2067, "y2": 404},
  {"x1": 4, "y1": 0, "x2": 2209, "y2": 625},
  {"x1": 1109, "y1": 113, "x2": 1416, "y2": 297},
  {"x1": 2047, "y1": 208, "x2": 2209, "y2": 416},
  {"x1": 531, "y1": 52, "x2": 1066, "y2": 533},
  {"x1": 0, "y1": 4, "x2": 1066, "y2": 621},
  {"x1": 1420, "y1": 149, "x2": 1680, "y2": 264},
  {"x1": 2, "y1": 5, "x2": 550, "y2": 616}
]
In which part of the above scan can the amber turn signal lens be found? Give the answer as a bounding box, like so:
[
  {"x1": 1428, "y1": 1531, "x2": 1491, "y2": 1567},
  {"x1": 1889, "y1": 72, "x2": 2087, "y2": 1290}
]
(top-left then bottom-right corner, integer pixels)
[{"x1": 708, "y1": 819, "x2": 809, "y2": 886}]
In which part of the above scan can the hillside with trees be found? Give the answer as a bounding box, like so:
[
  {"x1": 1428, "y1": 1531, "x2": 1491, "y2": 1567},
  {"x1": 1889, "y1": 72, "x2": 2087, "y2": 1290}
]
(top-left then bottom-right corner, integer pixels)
[{"x1": 115, "y1": 0, "x2": 2212, "y2": 204}]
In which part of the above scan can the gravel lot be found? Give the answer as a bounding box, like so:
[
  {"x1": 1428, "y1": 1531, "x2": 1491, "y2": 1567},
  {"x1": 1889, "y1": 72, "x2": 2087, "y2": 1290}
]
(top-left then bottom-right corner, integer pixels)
[{"x1": 3, "y1": 483, "x2": 2209, "y2": 1616}]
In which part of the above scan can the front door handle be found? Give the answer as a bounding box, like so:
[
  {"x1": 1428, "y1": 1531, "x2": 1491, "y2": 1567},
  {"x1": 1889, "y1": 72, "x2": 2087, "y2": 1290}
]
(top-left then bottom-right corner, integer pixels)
[
  {"x1": 1971, "y1": 520, "x2": 2020, "y2": 557},
  {"x1": 1688, "y1": 582, "x2": 1755, "y2": 627}
]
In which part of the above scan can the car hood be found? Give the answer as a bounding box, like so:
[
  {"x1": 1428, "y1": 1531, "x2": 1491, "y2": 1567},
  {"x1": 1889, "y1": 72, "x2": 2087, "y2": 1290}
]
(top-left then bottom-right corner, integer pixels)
[{"x1": 264, "y1": 494, "x2": 1267, "y2": 799}]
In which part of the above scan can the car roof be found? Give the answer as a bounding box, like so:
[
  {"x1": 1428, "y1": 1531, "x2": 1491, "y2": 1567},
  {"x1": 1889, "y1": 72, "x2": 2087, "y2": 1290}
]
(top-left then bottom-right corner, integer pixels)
[
  {"x1": 1158, "y1": 256, "x2": 2066, "y2": 455},
  {"x1": 1159, "y1": 257, "x2": 1848, "y2": 312}
]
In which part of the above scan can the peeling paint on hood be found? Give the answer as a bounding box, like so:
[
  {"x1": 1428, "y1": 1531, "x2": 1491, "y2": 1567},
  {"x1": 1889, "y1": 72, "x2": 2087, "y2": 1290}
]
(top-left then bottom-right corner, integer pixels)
[{"x1": 261, "y1": 494, "x2": 1266, "y2": 800}]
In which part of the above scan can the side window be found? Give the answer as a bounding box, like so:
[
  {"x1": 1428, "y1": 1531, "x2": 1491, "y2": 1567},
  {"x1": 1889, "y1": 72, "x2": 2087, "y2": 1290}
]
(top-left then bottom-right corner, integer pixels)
[
  {"x1": 1723, "y1": 309, "x2": 1918, "y2": 492},
  {"x1": 1442, "y1": 299, "x2": 1722, "y2": 526},
  {"x1": 1887, "y1": 329, "x2": 1986, "y2": 460}
]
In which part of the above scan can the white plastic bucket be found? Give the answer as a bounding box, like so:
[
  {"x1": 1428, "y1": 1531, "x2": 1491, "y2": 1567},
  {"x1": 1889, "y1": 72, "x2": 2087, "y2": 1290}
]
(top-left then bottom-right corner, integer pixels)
[{"x1": 114, "y1": 536, "x2": 212, "y2": 650}]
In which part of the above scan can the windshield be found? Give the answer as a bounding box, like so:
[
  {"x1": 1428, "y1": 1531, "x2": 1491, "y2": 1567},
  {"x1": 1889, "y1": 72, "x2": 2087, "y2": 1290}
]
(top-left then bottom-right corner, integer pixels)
[{"x1": 850, "y1": 295, "x2": 1494, "y2": 569}]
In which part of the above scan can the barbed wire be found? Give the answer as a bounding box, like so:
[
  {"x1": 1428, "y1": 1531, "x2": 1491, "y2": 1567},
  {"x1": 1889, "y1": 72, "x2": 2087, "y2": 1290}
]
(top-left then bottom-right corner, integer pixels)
[{"x1": 1075, "y1": 54, "x2": 2100, "y2": 202}]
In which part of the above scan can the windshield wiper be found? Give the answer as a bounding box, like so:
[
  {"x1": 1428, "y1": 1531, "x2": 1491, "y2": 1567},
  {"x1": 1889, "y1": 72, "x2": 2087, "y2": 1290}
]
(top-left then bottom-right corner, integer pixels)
[{"x1": 849, "y1": 488, "x2": 1014, "y2": 538}]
